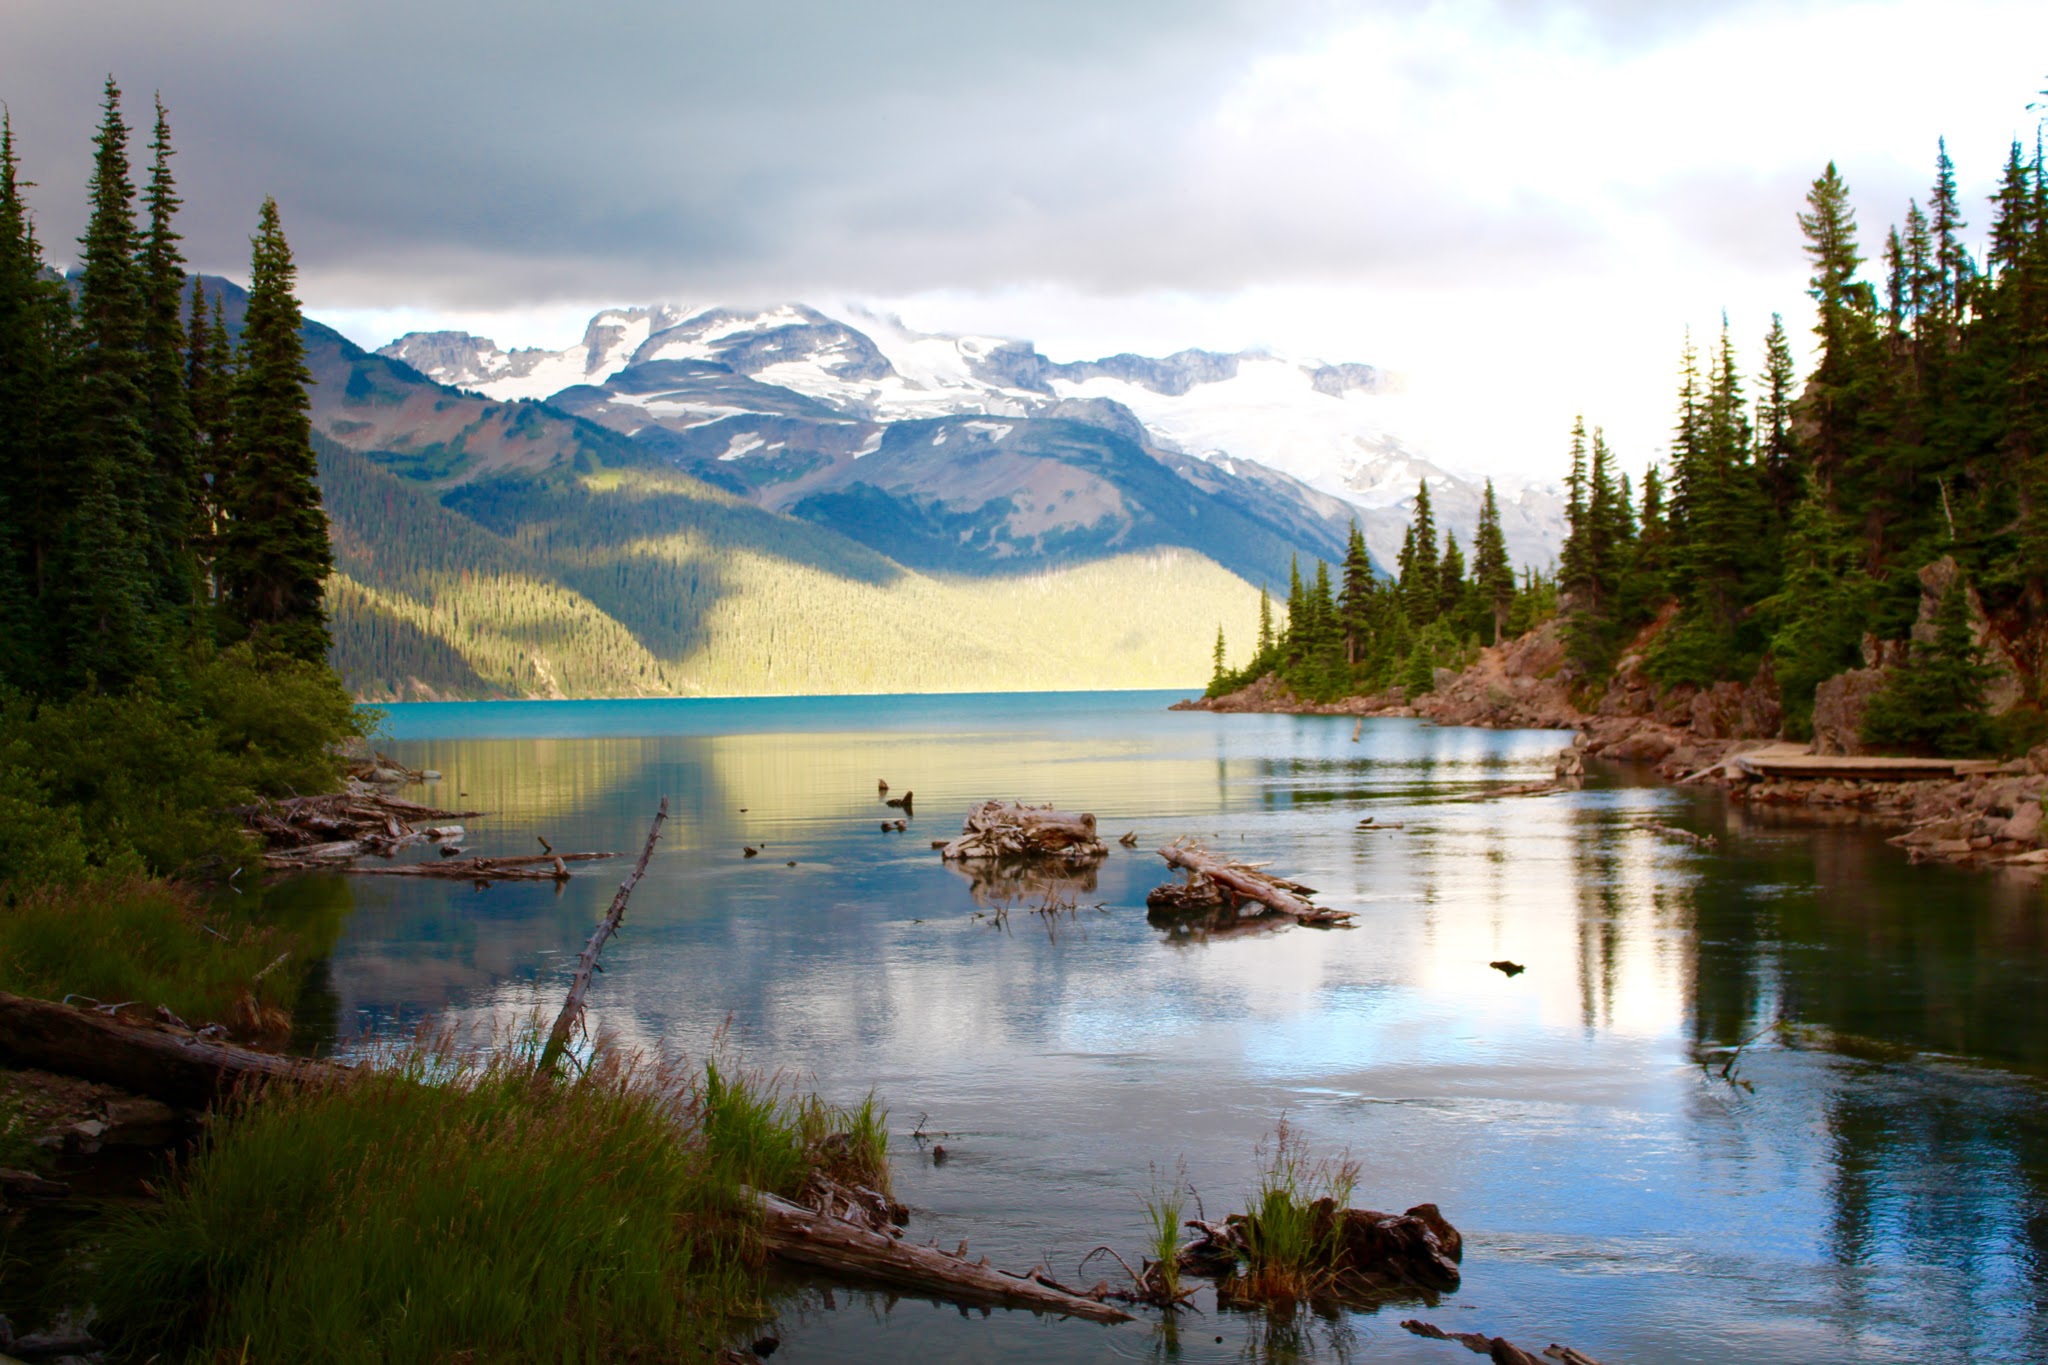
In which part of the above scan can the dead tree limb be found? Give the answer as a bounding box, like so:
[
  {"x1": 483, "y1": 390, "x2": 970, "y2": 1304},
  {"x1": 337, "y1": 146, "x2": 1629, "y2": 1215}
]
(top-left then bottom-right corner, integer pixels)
[
  {"x1": 754, "y1": 1190, "x2": 1133, "y2": 1323},
  {"x1": 536, "y1": 798, "x2": 667, "y2": 1076},
  {"x1": 0, "y1": 989, "x2": 341, "y2": 1109}
]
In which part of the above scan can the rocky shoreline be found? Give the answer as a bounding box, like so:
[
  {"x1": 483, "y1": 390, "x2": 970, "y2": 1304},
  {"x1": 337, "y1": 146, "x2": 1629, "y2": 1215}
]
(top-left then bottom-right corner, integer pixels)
[{"x1": 1174, "y1": 619, "x2": 2048, "y2": 873}]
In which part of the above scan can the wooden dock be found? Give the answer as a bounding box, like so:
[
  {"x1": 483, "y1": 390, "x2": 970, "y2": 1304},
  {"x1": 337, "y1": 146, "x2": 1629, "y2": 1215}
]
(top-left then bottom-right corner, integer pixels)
[{"x1": 1730, "y1": 742, "x2": 2001, "y2": 782}]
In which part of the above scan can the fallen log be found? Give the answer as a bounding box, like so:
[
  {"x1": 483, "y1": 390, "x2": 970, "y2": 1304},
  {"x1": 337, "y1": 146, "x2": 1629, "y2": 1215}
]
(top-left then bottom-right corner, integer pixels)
[
  {"x1": 537, "y1": 799, "x2": 667, "y2": 1075},
  {"x1": 0, "y1": 989, "x2": 340, "y2": 1109},
  {"x1": 344, "y1": 851, "x2": 615, "y2": 881},
  {"x1": 754, "y1": 1190, "x2": 1133, "y2": 1323},
  {"x1": 1152, "y1": 842, "x2": 1354, "y2": 927}
]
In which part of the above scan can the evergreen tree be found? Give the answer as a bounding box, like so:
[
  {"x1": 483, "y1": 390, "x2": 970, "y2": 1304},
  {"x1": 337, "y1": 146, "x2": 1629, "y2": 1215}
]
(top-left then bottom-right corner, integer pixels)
[
  {"x1": 1861, "y1": 570, "x2": 1996, "y2": 756},
  {"x1": 139, "y1": 94, "x2": 200, "y2": 644},
  {"x1": 1210, "y1": 624, "x2": 1227, "y2": 692},
  {"x1": 1338, "y1": 520, "x2": 1374, "y2": 664},
  {"x1": 1559, "y1": 416, "x2": 1590, "y2": 598},
  {"x1": 1472, "y1": 479, "x2": 1514, "y2": 643},
  {"x1": 1797, "y1": 162, "x2": 1881, "y2": 503},
  {"x1": 1756, "y1": 313, "x2": 1799, "y2": 518},
  {"x1": 219, "y1": 197, "x2": 332, "y2": 661},
  {"x1": 187, "y1": 277, "x2": 234, "y2": 592},
  {"x1": 1763, "y1": 478, "x2": 1871, "y2": 738},
  {"x1": 62, "y1": 76, "x2": 157, "y2": 689},
  {"x1": 1255, "y1": 584, "x2": 1275, "y2": 662},
  {"x1": 1400, "y1": 479, "x2": 1438, "y2": 623},
  {"x1": 1283, "y1": 556, "x2": 1305, "y2": 661},
  {"x1": 0, "y1": 111, "x2": 68, "y2": 689},
  {"x1": 1436, "y1": 529, "x2": 1465, "y2": 622}
]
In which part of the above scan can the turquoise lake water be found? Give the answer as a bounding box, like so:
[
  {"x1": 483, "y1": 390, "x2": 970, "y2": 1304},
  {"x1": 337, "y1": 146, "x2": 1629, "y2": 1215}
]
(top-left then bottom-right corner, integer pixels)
[{"x1": 304, "y1": 689, "x2": 2048, "y2": 1362}]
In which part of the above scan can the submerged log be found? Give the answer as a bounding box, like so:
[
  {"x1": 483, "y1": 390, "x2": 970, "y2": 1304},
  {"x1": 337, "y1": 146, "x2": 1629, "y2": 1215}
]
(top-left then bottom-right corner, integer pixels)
[
  {"x1": 940, "y1": 800, "x2": 1108, "y2": 865},
  {"x1": 344, "y1": 851, "x2": 614, "y2": 881},
  {"x1": 1401, "y1": 1319, "x2": 1606, "y2": 1365},
  {"x1": 0, "y1": 989, "x2": 339, "y2": 1109},
  {"x1": 754, "y1": 1190, "x2": 1133, "y2": 1323},
  {"x1": 1152, "y1": 842, "x2": 1354, "y2": 927}
]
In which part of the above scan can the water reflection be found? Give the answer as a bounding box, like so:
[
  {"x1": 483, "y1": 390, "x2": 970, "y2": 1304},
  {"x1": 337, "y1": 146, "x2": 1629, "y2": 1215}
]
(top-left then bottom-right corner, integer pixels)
[{"x1": 330, "y1": 692, "x2": 2048, "y2": 1362}]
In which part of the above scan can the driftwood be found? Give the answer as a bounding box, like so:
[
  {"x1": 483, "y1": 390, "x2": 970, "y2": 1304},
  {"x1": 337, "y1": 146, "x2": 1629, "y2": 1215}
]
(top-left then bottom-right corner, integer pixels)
[
  {"x1": 249, "y1": 780, "x2": 483, "y2": 868},
  {"x1": 940, "y1": 801, "x2": 1108, "y2": 865},
  {"x1": 1151, "y1": 842, "x2": 1354, "y2": 927},
  {"x1": 345, "y1": 851, "x2": 614, "y2": 881},
  {"x1": 754, "y1": 1190, "x2": 1132, "y2": 1323},
  {"x1": 536, "y1": 799, "x2": 668, "y2": 1075},
  {"x1": 0, "y1": 989, "x2": 339, "y2": 1109},
  {"x1": 1402, "y1": 1319, "x2": 1606, "y2": 1365}
]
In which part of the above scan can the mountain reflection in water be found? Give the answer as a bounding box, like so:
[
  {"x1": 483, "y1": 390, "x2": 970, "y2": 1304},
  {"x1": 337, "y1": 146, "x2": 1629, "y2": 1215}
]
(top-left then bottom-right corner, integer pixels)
[{"x1": 297, "y1": 690, "x2": 2048, "y2": 1362}]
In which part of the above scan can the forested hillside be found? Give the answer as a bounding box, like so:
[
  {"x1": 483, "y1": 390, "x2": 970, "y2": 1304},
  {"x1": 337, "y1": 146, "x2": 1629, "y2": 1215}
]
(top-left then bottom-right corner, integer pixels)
[{"x1": 321, "y1": 437, "x2": 1262, "y2": 698}]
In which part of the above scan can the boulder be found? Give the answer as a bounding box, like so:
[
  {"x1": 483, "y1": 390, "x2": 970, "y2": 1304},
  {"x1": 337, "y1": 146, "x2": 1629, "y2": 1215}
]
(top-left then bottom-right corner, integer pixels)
[
  {"x1": 1812, "y1": 668, "x2": 1889, "y2": 756},
  {"x1": 1915, "y1": 555, "x2": 2025, "y2": 714},
  {"x1": 2004, "y1": 800, "x2": 2044, "y2": 845},
  {"x1": 1600, "y1": 725, "x2": 1679, "y2": 764}
]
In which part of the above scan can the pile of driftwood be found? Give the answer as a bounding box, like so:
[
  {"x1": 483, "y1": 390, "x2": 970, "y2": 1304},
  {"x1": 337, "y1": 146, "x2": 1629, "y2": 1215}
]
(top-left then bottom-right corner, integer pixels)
[
  {"x1": 245, "y1": 781, "x2": 481, "y2": 869},
  {"x1": 938, "y1": 801, "x2": 1108, "y2": 866},
  {"x1": 1146, "y1": 841, "x2": 1354, "y2": 928}
]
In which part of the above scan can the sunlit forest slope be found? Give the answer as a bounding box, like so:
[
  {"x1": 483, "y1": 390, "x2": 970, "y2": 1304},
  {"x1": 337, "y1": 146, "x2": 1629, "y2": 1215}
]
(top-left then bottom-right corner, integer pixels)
[{"x1": 320, "y1": 437, "x2": 1260, "y2": 698}]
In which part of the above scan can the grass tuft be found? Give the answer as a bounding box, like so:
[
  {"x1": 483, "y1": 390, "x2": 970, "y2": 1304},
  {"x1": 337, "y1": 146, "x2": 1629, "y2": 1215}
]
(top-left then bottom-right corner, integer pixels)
[
  {"x1": 1140, "y1": 1161, "x2": 1191, "y2": 1302},
  {"x1": 1229, "y1": 1119, "x2": 1361, "y2": 1304}
]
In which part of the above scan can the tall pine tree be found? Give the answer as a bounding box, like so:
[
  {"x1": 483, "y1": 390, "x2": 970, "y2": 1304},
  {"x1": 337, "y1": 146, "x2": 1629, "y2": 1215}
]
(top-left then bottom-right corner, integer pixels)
[
  {"x1": 62, "y1": 77, "x2": 157, "y2": 689},
  {"x1": 218, "y1": 197, "x2": 332, "y2": 662},
  {"x1": 1472, "y1": 479, "x2": 1514, "y2": 644},
  {"x1": 139, "y1": 94, "x2": 200, "y2": 646}
]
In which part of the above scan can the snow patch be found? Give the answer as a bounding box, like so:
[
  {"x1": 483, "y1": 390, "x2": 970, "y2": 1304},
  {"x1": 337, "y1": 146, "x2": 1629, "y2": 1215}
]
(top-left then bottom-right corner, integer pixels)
[{"x1": 719, "y1": 432, "x2": 767, "y2": 462}]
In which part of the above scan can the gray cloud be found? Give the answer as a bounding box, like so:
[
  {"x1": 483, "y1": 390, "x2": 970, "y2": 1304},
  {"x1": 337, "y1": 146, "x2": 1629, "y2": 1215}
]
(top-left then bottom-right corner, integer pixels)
[{"x1": 0, "y1": 0, "x2": 1966, "y2": 319}]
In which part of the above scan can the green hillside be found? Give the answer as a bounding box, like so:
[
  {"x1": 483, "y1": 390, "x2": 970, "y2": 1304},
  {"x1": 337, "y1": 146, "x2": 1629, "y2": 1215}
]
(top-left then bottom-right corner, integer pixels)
[{"x1": 320, "y1": 438, "x2": 1261, "y2": 699}]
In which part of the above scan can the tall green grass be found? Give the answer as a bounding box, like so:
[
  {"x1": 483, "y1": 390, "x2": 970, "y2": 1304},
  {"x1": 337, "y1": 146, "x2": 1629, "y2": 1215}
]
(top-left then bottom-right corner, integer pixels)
[
  {"x1": 92, "y1": 1037, "x2": 887, "y2": 1363},
  {"x1": 0, "y1": 874, "x2": 342, "y2": 1034}
]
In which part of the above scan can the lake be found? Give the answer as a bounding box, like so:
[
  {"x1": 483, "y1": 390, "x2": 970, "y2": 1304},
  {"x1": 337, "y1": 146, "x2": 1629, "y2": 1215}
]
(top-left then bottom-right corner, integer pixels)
[{"x1": 306, "y1": 689, "x2": 2048, "y2": 1362}]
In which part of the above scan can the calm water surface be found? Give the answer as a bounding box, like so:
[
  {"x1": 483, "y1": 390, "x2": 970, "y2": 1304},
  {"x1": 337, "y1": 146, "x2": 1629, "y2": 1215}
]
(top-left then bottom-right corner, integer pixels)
[{"x1": 306, "y1": 690, "x2": 2048, "y2": 1363}]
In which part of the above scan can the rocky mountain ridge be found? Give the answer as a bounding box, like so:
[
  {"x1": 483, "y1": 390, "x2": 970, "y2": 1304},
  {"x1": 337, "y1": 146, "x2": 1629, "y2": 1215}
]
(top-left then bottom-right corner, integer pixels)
[{"x1": 381, "y1": 303, "x2": 1566, "y2": 577}]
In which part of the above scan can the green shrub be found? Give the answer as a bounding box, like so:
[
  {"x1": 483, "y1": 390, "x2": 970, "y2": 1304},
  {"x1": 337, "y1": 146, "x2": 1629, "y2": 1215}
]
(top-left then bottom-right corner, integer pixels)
[{"x1": 0, "y1": 645, "x2": 368, "y2": 884}]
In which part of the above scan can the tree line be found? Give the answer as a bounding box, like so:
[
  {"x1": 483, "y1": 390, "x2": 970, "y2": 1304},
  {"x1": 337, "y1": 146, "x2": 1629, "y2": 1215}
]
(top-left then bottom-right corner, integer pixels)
[
  {"x1": 1209, "y1": 480, "x2": 1558, "y2": 701},
  {"x1": 0, "y1": 78, "x2": 331, "y2": 698},
  {"x1": 1215, "y1": 103, "x2": 2048, "y2": 757},
  {"x1": 1550, "y1": 123, "x2": 2048, "y2": 753}
]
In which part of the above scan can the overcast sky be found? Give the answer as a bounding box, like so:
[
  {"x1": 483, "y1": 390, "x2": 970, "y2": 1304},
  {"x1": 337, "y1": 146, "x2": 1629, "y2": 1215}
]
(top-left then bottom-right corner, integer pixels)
[{"x1": 6, "y1": 0, "x2": 2045, "y2": 481}]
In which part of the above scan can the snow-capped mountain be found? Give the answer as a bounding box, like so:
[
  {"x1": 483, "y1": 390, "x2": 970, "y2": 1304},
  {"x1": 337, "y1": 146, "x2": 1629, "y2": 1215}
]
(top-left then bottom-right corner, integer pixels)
[{"x1": 381, "y1": 304, "x2": 1564, "y2": 574}]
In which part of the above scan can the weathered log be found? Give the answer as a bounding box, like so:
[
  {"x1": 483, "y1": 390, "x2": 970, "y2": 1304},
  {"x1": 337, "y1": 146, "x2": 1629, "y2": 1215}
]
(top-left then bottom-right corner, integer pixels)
[
  {"x1": 344, "y1": 851, "x2": 615, "y2": 881},
  {"x1": 754, "y1": 1190, "x2": 1133, "y2": 1323},
  {"x1": 1154, "y1": 843, "x2": 1354, "y2": 926},
  {"x1": 0, "y1": 989, "x2": 339, "y2": 1109},
  {"x1": 536, "y1": 799, "x2": 667, "y2": 1075}
]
